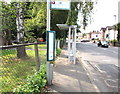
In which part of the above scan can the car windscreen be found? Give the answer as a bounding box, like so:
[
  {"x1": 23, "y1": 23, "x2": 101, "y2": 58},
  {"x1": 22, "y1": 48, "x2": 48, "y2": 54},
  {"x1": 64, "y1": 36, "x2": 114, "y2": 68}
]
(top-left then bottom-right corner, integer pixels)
[{"x1": 101, "y1": 41, "x2": 107, "y2": 44}]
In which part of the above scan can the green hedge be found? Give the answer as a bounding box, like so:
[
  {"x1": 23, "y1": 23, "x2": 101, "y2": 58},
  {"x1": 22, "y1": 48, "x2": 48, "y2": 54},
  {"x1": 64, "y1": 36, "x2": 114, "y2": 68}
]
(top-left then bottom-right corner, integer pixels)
[{"x1": 56, "y1": 48, "x2": 61, "y2": 56}]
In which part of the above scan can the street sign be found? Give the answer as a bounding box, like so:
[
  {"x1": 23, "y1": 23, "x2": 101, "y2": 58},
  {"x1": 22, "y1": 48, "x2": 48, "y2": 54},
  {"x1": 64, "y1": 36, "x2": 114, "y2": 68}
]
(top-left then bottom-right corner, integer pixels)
[
  {"x1": 50, "y1": 0, "x2": 71, "y2": 10},
  {"x1": 47, "y1": 31, "x2": 56, "y2": 61}
]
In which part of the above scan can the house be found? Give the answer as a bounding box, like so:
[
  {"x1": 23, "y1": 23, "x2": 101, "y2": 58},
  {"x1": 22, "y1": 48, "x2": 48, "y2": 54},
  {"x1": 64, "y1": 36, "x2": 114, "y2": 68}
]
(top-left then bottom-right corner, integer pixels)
[
  {"x1": 85, "y1": 31, "x2": 101, "y2": 40},
  {"x1": 100, "y1": 26, "x2": 118, "y2": 41},
  {"x1": 91, "y1": 31, "x2": 101, "y2": 40},
  {"x1": 105, "y1": 26, "x2": 118, "y2": 41},
  {"x1": 80, "y1": 25, "x2": 118, "y2": 42}
]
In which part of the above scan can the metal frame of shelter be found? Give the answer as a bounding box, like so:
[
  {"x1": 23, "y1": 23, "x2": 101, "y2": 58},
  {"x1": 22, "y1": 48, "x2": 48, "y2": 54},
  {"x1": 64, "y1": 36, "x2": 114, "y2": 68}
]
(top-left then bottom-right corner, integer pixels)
[{"x1": 56, "y1": 24, "x2": 77, "y2": 64}]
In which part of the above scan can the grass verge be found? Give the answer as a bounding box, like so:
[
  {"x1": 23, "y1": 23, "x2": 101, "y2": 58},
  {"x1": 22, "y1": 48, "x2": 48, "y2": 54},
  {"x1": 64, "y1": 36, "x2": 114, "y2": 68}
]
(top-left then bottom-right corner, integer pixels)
[{"x1": 1, "y1": 44, "x2": 46, "y2": 92}]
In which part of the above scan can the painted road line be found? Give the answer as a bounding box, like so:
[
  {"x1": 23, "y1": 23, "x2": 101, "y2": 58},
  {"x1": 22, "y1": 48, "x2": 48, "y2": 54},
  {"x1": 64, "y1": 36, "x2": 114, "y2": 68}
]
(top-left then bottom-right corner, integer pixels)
[
  {"x1": 94, "y1": 65, "x2": 106, "y2": 73},
  {"x1": 104, "y1": 79, "x2": 118, "y2": 89},
  {"x1": 102, "y1": 60, "x2": 111, "y2": 62},
  {"x1": 77, "y1": 56, "x2": 100, "y2": 92}
]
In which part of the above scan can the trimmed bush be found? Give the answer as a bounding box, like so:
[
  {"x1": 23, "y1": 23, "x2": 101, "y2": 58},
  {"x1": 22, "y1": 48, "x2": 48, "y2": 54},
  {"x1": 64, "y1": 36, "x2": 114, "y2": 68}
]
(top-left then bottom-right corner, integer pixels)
[{"x1": 56, "y1": 48, "x2": 61, "y2": 56}]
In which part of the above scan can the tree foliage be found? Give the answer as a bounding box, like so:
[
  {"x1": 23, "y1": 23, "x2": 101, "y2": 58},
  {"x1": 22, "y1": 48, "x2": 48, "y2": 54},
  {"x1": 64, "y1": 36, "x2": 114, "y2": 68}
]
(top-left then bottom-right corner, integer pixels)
[
  {"x1": 51, "y1": 10, "x2": 69, "y2": 39},
  {"x1": 66, "y1": 2, "x2": 79, "y2": 25},
  {"x1": 1, "y1": 1, "x2": 94, "y2": 43},
  {"x1": 116, "y1": 23, "x2": 120, "y2": 41},
  {"x1": 51, "y1": 2, "x2": 80, "y2": 39},
  {"x1": 24, "y1": 2, "x2": 47, "y2": 41},
  {"x1": 78, "y1": 2, "x2": 94, "y2": 29},
  {"x1": 1, "y1": 1, "x2": 16, "y2": 45}
]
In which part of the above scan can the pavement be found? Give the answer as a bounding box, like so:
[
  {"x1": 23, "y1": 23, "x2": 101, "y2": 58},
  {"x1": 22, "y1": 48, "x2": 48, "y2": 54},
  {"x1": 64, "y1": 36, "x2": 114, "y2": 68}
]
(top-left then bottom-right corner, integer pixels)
[{"x1": 47, "y1": 46, "x2": 100, "y2": 93}]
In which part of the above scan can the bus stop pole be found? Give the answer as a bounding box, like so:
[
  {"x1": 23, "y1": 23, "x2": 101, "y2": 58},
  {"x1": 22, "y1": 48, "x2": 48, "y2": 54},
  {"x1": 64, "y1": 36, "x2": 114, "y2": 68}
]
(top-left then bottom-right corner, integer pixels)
[
  {"x1": 47, "y1": 0, "x2": 51, "y2": 85},
  {"x1": 47, "y1": 0, "x2": 50, "y2": 31}
]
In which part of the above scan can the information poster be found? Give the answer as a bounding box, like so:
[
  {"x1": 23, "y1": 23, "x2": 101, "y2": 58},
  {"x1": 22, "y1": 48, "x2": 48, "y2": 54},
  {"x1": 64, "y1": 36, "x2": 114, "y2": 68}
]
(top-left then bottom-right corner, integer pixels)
[{"x1": 47, "y1": 31, "x2": 55, "y2": 61}]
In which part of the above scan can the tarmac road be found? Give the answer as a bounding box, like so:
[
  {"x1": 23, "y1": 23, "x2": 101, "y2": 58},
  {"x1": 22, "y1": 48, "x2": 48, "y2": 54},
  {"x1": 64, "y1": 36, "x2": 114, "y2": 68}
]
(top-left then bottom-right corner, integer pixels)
[{"x1": 76, "y1": 42, "x2": 119, "y2": 92}]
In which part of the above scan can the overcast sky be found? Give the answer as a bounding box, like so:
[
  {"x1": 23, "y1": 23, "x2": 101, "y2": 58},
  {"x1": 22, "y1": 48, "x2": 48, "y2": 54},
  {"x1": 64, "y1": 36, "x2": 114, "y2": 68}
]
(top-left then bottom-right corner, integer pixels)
[{"x1": 87, "y1": 0, "x2": 120, "y2": 31}]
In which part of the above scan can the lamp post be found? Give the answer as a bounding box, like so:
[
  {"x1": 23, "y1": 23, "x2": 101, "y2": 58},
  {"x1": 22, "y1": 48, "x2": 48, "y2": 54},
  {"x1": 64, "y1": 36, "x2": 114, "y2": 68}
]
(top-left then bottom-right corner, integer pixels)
[{"x1": 113, "y1": 15, "x2": 116, "y2": 46}]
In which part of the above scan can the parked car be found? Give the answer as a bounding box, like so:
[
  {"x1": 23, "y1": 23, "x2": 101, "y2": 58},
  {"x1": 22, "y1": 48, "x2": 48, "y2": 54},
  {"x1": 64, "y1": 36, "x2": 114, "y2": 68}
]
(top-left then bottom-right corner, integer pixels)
[
  {"x1": 37, "y1": 38, "x2": 44, "y2": 42},
  {"x1": 98, "y1": 41, "x2": 109, "y2": 48}
]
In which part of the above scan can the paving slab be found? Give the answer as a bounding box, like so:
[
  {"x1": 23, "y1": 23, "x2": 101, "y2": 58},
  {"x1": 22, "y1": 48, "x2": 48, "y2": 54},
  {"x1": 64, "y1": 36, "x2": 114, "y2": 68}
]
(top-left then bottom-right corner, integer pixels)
[{"x1": 48, "y1": 47, "x2": 98, "y2": 92}]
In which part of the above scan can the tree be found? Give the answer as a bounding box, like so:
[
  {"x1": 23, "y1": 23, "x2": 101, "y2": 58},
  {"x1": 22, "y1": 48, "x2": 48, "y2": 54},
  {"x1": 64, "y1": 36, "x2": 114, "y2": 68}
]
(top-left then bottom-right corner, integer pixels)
[
  {"x1": 50, "y1": 2, "x2": 94, "y2": 39},
  {"x1": 1, "y1": 1, "x2": 16, "y2": 45},
  {"x1": 16, "y1": 2, "x2": 27, "y2": 58},
  {"x1": 24, "y1": 2, "x2": 47, "y2": 42},
  {"x1": 51, "y1": 10, "x2": 69, "y2": 39},
  {"x1": 66, "y1": 2, "x2": 79, "y2": 25},
  {"x1": 1, "y1": 1, "x2": 94, "y2": 44},
  {"x1": 24, "y1": 2, "x2": 68, "y2": 40},
  {"x1": 51, "y1": 2, "x2": 81, "y2": 39},
  {"x1": 116, "y1": 23, "x2": 120, "y2": 42},
  {"x1": 66, "y1": 2, "x2": 94, "y2": 30},
  {"x1": 78, "y1": 2, "x2": 94, "y2": 30},
  {"x1": 1, "y1": 1, "x2": 27, "y2": 57},
  {"x1": 16, "y1": 1, "x2": 94, "y2": 41}
]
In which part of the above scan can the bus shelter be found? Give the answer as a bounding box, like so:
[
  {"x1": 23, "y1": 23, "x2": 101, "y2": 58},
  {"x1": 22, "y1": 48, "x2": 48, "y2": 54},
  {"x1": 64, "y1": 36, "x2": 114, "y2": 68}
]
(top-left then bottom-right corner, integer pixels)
[{"x1": 56, "y1": 24, "x2": 77, "y2": 64}]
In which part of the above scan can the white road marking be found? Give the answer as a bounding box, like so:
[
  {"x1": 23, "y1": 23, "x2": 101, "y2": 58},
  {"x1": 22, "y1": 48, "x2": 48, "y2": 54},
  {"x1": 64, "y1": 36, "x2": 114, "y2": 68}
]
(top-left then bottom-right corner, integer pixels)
[
  {"x1": 95, "y1": 65, "x2": 106, "y2": 73},
  {"x1": 102, "y1": 60, "x2": 111, "y2": 62},
  {"x1": 104, "y1": 79, "x2": 118, "y2": 88}
]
